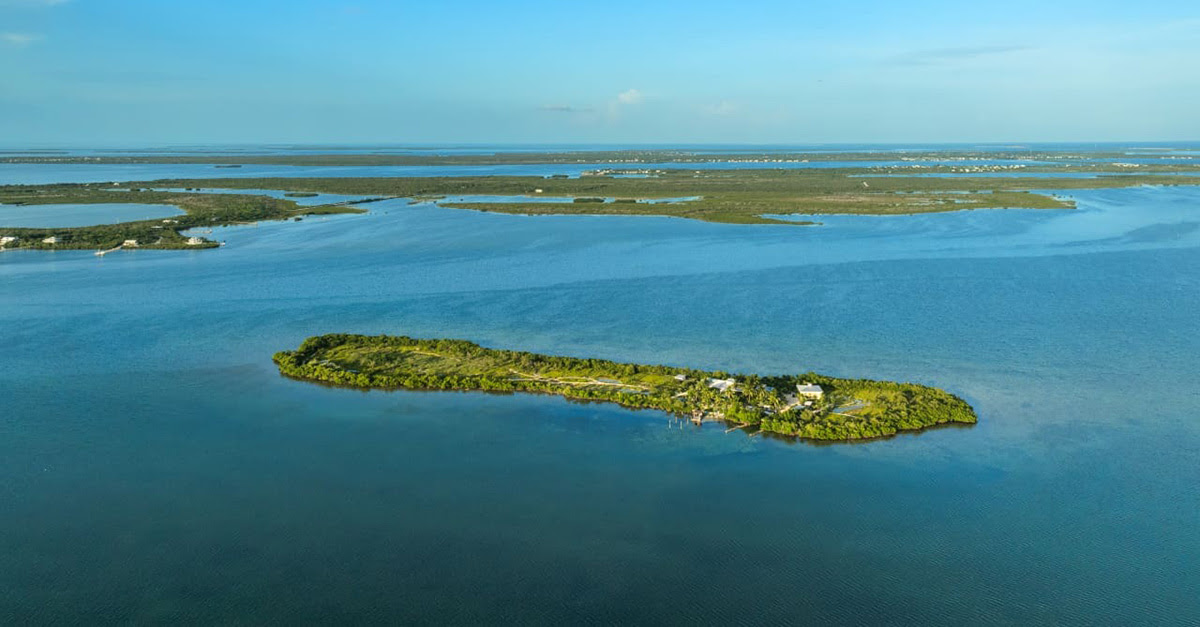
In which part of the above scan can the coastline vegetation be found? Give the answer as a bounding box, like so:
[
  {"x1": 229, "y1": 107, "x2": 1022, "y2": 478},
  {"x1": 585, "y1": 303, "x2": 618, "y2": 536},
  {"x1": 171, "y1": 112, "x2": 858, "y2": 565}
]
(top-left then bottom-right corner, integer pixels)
[
  {"x1": 5, "y1": 162, "x2": 1198, "y2": 239},
  {"x1": 0, "y1": 185, "x2": 365, "y2": 251},
  {"x1": 143, "y1": 168, "x2": 1200, "y2": 224},
  {"x1": 274, "y1": 334, "x2": 978, "y2": 442}
]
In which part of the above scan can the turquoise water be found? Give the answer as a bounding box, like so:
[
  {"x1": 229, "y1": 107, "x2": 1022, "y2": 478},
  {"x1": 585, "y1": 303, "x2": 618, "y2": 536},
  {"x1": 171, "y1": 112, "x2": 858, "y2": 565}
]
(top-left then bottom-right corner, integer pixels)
[
  {"x1": 0, "y1": 202, "x2": 184, "y2": 227},
  {"x1": 2, "y1": 181, "x2": 1199, "y2": 623}
]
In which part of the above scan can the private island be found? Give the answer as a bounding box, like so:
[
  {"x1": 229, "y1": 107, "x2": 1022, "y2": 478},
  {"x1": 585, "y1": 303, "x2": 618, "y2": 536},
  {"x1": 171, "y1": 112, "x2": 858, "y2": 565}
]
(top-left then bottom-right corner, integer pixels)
[{"x1": 274, "y1": 334, "x2": 978, "y2": 442}]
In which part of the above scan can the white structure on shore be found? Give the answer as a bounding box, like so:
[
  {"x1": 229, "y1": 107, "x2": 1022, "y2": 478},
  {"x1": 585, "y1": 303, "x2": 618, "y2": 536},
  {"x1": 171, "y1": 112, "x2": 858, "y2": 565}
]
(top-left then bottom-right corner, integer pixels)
[
  {"x1": 42, "y1": 236, "x2": 60, "y2": 244},
  {"x1": 797, "y1": 382, "x2": 824, "y2": 399},
  {"x1": 708, "y1": 377, "x2": 737, "y2": 392},
  {"x1": 0, "y1": 236, "x2": 17, "y2": 246},
  {"x1": 122, "y1": 239, "x2": 139, "y2": 247},
  {"x1": 186, "y1": 237, "x2": 204, "y2": 245}
]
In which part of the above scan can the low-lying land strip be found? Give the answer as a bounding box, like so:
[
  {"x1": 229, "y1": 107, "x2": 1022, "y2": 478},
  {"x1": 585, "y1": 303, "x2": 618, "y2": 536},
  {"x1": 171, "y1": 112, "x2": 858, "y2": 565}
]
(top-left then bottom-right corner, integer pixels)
[
  {"x1": 4, "y1": 165, "x2": 1198, "y2": 245},
  {"x1": 147, "y1": 169, "x2": 1198, "y2": 224},
  {"x1": 5, "y1": 148, "x2": 1199, "y2": 166},
  {"x1": 274, "y1": 334, "x2": 978, "y2": 441},
  {"x1": 0, "y1": 185, "x2": 365, "y2": 251}
]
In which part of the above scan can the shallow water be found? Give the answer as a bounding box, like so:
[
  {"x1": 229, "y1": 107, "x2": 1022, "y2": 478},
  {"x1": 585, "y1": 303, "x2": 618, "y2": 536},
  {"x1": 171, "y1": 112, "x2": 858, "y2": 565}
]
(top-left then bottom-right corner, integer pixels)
[
  {"x1": 0, "y1": 202, "x2": 184, "y2": 227},
  {"x1": 1, "y1": 179, "x2": 1198, "y2": 623}
]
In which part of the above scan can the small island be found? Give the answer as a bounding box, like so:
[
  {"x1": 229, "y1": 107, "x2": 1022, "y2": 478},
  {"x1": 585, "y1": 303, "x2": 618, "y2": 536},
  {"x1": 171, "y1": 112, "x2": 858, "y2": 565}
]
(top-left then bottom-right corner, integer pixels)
[
  {"x1": 0, "y1": 185, "x2": 366, "y2": 252},
  {"x1": 274, "y1": 334, "x2": 977, "y2": 441}
]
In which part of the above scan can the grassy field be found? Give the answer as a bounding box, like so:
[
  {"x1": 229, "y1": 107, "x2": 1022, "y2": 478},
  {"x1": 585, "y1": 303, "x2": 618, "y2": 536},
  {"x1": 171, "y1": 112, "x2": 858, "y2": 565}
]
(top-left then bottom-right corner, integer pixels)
[
  {"x1": 274, "y1": 334, "x2": 978, "y2": 442},
  {"x1": 0, "y1": 185, "x2": 364, "y2": 250}
]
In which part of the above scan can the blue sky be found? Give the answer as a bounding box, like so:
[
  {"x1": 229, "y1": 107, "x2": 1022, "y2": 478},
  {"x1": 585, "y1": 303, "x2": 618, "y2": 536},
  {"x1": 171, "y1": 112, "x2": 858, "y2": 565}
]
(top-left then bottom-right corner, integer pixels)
[{"x1": 1, "y1": 0, "x2": 1197, "y2": 145}]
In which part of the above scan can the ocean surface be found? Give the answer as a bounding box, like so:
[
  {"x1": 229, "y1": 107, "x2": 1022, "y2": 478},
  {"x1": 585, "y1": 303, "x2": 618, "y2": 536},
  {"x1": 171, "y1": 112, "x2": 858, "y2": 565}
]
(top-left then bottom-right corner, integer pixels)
[
  {"x1": 2, "y1": 158, "x2": 1199, "y2": 624},
  {"x1": 0, "y1": 202, "x2": 184, "y2": 228}
]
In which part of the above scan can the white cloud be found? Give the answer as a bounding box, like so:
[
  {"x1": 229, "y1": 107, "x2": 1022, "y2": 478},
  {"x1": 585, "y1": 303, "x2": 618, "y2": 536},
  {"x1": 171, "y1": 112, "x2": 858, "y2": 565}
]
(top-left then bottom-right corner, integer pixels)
[
  {"x1": 616, "y1": 89, "x2": 643, "y2": 105},
  {"x1": 539, "y1": 104, "x2": 593, "y2": 114},
  {"x1": 890, "y1": 45, "x2": 1032, "y2": 66},
  {"x1": 1, "y1": 32, "x2": 42, "y2": 46},
  {"x1": 703, "y1": 101, "x2": 738, "y2": 116}
]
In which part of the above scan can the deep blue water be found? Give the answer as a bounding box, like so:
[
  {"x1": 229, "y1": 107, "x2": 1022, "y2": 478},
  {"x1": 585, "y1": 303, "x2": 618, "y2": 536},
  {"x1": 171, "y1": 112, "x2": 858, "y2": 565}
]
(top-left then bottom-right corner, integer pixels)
[{"x1": 2, "y1": 173, "x2": 1199, "y2": 623}]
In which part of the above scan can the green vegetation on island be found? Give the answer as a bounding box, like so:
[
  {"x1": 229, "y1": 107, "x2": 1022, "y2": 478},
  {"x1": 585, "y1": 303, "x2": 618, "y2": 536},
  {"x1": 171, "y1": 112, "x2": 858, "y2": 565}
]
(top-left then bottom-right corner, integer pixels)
[
  {"x1": 145, "y1": 167, "x2": 1200, "y2": 224},
  {"x1": 5, "y1": 160, "x2": 1198, "y2": 243},
  {"x1": 274, "y1": 334, "x2": 978, "y2": 442},
  {"x1": 0, "y1": 184, "x2": 365, "y2": 251}
]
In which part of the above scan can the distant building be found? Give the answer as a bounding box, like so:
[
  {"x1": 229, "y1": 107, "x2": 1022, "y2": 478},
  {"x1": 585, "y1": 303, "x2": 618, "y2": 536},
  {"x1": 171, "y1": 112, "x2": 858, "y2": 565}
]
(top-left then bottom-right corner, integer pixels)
[
  {"x1": 42, "y1": 236, "x2": 60, "y2": 244},
  {"x1": 186, "y1": 237, "x2": 204, "y2": 245},
  {"x1": 0, "y1": 236, "x2": 17, "y2": 246},
  {"x1": 708, "y1": 377, "x2": 737, "y2": 392},
  {"x1": 797, "y1": 382, "x2": 824, "y2": 399},
  {"x1": 674, "y1": 374, "x2": 688, "y2": 382},
  {"x1": 122, "y1": 239, "x2": 139, "y2": 247}
]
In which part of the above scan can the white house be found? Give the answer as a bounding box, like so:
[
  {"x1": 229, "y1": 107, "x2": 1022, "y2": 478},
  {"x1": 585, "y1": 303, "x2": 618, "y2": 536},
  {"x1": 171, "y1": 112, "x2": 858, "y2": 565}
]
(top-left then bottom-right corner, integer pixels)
[
  {"x1": 186, "y1": 237, "x2": 204, "y2": 246},
  {"x1": 0, "y1": 236, "x2": 16, "y2": 246},
  {"x1": 708, "y1": 378, "x2": 737, "y2": 392},
  {"x1": 122, "y1": 239, "x2": 139, "y2": 247},
  {"x1": 42, "y1": 236, "x2": 60, "y2": 244},
  {"x1": 797, "y1": 382, "x2": 824, "y2": 399}
]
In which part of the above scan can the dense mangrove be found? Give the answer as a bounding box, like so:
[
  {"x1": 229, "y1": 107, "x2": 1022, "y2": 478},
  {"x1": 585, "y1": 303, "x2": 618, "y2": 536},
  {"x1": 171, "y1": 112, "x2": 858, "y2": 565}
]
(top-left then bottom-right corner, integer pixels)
[{"x1": 274, "y1": 334, "x2": 978, "y2": 442}]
